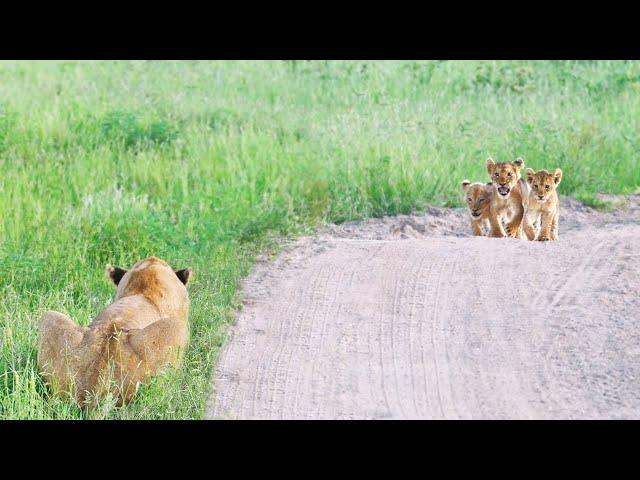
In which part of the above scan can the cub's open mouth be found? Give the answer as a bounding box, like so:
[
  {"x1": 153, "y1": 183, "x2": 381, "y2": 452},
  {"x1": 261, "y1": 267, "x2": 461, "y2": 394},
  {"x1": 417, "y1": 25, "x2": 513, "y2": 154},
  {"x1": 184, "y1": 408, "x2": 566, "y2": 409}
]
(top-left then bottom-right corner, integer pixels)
[
  {"x1": 471, "y1": 212, "x2": 482, "y2": 218},
  {"x1": 497, "y1": 186, "x2": 510, "y2": 197}
]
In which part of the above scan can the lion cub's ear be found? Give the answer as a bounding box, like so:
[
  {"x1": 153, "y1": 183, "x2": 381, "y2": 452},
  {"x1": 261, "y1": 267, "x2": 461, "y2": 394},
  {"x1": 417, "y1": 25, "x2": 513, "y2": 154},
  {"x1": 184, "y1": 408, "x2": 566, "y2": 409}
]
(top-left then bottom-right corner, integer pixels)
[
  {"x1": 106, "y1": 265, "x2": 128, "y2": 286},
  {"x1": 553, "y1": 168, "x2": 563, "y2": 185},
  {"x1": 513, "y1": 157, "x2": 524, "y2": 169},
  {"x1": 175, "y1": 268, "x2": 192, "y2": 285},
  {"x1": 461, "y1": 180, "x2": 471, "y2": 191},
  {"x1": 525, "y1": 167, "x2": 536, "y2": 184},
  {"x1": 486, "y1": 156, "x2": 496, "y2": 174}
]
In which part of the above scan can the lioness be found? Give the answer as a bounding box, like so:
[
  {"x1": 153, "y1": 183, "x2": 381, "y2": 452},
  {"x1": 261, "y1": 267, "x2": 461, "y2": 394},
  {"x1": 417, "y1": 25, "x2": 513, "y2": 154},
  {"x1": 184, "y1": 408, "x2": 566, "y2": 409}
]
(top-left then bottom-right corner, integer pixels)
[
  {"x1": 462, "y1": 180, "x2": 493, "y2": 236},
  {"x1": 486, "y1": 156, "x2": 527, "y2": 238},
  {"x1": 38, "y1": 256, "x2": 192, "y2": 407},
  {"x1": 523, "y1": 167, "x2": 563, "y2": 241}
]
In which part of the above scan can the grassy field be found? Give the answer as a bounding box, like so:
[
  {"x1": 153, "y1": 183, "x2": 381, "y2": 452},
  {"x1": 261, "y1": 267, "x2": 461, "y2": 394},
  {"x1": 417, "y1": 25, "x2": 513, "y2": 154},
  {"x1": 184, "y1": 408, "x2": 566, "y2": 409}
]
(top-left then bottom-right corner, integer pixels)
[{"x1": 1, "y1": 60, "x2": 638, "y2": 419}]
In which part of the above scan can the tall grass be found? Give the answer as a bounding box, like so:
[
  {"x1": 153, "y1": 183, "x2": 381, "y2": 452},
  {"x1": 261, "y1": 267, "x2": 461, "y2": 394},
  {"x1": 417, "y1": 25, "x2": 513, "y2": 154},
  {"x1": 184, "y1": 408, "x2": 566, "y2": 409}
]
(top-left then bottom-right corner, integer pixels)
[{"x1": 1, "y1": 60, "x2": 638, "y2": 418}]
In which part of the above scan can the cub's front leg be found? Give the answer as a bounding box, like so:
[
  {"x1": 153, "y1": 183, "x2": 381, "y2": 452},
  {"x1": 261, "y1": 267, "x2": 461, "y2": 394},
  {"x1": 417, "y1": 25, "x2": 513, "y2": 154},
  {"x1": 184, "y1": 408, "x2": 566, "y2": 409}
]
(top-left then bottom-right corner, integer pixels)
[
  {"x1": 550, "y1": 211, "x2": 559, "y2": 240},
  {"x1": 505, "y1": 204, "x2": 524, "y2": 239},
  {"x1": 471, "y1": 219, "x2": 484, "y2": 236},
  {"x1": 537, "y1": 211, "x2": 554, "y2": 241},
  {"x1": 523, "y1": 211, "x2": 537, "y2": 241},
  {"x1": 488, "y1": 213, "x2": 506, "y2": 238}
]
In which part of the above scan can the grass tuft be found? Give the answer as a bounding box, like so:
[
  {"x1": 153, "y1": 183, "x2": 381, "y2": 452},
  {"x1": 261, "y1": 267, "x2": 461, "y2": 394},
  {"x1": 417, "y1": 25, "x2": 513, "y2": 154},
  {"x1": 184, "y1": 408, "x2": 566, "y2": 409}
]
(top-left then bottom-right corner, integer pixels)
[{"x1": 100, "y1": 110, "x2": 177, "y2": 149}]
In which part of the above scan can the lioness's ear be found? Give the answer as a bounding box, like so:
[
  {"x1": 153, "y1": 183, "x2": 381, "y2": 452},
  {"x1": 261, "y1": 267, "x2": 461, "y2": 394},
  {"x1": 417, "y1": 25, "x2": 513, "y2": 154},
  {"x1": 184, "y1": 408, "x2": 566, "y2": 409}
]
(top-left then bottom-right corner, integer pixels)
[
  {"x1": 175, "y1": 268, "x2": 192, "y2": 285},
  {"x1": 461, "y1": 180, "x2": 471, "y2": 191},
  {"x1": 513, "y1": 157, "x2": 524, "y2": 169},
  {"x1": 486, "y1": 156, "x2": 495, "y2": 174},
  {"x1": 525, "y1": 167, "x2": 535, "y2": 184},
  {"x1": 553, "y1": 168, "x2": 563, "y2": 185},
  {"x1": 106, "y1": 265, "x2": 128, "y2": 286}
]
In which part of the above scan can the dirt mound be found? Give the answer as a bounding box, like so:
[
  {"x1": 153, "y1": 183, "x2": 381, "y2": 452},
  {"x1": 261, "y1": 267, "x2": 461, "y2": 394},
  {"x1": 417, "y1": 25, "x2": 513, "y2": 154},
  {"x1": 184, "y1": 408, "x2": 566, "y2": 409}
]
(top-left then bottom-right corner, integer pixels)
[{"x1": 322, "y1": 194, "x2": 640, "y2": 240}]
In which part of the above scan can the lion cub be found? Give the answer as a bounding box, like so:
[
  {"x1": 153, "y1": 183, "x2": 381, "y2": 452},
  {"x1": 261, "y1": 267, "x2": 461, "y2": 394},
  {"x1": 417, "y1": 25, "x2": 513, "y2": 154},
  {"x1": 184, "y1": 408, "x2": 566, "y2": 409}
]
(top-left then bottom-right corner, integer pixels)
[
  {"x1": 38, "y1": 256, "x2": 192, "y2": 407},
  {"x1": 523, "y1": 167, "x2": 563, "y2": 241},
  {"x1": 462, "y1": 180, "x2": 493, "y2": 236},
  {"x1": 486, "y1": 156, "x2": 527, "y2": 238}
]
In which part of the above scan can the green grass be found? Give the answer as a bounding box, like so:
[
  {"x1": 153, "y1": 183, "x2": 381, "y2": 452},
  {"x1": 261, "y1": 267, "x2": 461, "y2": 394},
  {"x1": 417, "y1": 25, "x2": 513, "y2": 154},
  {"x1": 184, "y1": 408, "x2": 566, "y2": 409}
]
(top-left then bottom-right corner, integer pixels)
[{"x1": 1, "y1": 60, "x2": 638, "y2": 419}]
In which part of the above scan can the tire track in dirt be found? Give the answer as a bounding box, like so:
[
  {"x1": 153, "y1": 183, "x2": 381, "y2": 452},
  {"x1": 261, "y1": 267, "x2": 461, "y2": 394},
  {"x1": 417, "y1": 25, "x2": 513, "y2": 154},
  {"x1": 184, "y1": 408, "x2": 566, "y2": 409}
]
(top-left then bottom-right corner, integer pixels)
[{"x1": 208, "y1": 194, "x2": 640, "y2": 419}]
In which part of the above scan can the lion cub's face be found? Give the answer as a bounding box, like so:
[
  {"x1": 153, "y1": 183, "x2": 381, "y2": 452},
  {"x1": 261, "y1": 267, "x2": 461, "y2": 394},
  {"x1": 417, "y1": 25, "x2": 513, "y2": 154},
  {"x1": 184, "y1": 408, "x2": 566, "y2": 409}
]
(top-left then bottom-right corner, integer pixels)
[
  {"x1": 525, "y1": 168, "x2": 562, "y2": 202},
  {"x1": 486, "y1": 157, "x2": 524, "y2": 199},
  {"x1": 107, "y1": 256, "x2": 192, "y2": 301},
  {"x1": 461, "y1": 181, "x2": 491, "y2": 219}
]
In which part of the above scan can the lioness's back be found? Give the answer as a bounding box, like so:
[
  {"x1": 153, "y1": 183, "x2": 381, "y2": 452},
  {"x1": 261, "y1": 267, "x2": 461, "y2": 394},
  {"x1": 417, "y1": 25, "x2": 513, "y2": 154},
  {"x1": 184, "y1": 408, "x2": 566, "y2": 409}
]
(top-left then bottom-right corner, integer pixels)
[{"x1": 37, "y1": 256, "x2": 192, "y2": 407}]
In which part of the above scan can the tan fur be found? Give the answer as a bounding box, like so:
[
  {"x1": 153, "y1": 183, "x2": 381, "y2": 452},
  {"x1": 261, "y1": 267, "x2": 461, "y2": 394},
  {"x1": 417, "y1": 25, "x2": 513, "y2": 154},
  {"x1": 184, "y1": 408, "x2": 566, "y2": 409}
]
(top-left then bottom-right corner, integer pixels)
[
  {"x1": 523, "y1": 167, "x2": 563, "y2": 241},
  {"x1": 462, "y1": 180, "x2": 493, "y2": 236},
  {"x1": 37, "y1": 256, "x2": 192, "y2": 408},
  {"x1": 486, "y1": 156, "x2": 527, "y2": 238}
]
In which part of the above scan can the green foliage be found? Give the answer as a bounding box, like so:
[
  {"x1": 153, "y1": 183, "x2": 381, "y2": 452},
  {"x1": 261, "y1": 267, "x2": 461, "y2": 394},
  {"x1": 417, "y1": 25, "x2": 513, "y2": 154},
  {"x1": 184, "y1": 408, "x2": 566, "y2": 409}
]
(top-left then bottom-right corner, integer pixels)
[{"x1": 100, "y1": 110, "x2": 177, "y2": 149}]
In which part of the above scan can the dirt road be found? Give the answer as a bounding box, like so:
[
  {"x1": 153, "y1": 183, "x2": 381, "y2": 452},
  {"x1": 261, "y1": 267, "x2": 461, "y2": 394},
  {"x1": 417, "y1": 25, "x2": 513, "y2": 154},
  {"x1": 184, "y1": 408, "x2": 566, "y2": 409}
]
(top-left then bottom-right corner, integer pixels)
[{"x1": 207, "y1": 195, "x2": 640, "y2": 419}]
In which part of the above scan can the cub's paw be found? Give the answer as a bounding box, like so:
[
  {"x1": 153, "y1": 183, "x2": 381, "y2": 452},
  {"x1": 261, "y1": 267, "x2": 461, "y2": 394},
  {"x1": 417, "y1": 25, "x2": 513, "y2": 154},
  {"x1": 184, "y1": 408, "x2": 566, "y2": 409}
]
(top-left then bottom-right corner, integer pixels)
[
  {"x1": 489, "y1": 230, "x2": 504, "y2": 238},
  {"x1": 537, "y1": 235, "x2": 550, "y2": 242},
  {"x1": 506, "y1": 227, "x2": 520, "y2": 238}
]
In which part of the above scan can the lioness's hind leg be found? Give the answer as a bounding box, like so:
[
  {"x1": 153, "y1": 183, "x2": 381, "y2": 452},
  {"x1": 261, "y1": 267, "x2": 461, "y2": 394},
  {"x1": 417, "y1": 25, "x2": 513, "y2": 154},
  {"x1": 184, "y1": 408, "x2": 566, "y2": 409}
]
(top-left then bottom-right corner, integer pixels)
[
  {"x1": 127, "y1": 320, "x2": 187, "y2": 368},
  {"x1": 38, "y1": 311, "x2": 85, "y2": 396}
]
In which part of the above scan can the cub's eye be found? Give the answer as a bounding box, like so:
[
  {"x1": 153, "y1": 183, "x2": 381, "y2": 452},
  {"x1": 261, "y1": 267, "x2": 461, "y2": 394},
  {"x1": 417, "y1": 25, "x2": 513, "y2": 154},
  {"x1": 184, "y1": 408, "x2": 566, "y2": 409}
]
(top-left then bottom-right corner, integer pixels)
[
  {"x1": 507, "y1": 172, "x2": 512, "y2": 177},
  {"x1": 494, "y1": 172, "x2": 499, "y2": 177},
  {"x1": 545, "y1": 185, "x2": 550, "y2": 190},
  {"x1": 467, "y1": 197, "x2": 472, "y2": 202},
  {"x1": 478, "y1": 198, "x2": 484, "y2": 202},
  {"x1": 533, "y1": 184, "x2": 538, "y2": 188}
]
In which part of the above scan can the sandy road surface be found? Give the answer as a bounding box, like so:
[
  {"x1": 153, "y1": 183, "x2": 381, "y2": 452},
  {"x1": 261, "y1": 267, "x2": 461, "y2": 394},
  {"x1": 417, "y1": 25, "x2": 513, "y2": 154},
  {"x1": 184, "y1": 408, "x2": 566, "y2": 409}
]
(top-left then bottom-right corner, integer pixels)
[{"x1": 207, "y1": 195, "x2": 640, "y2": 419}]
